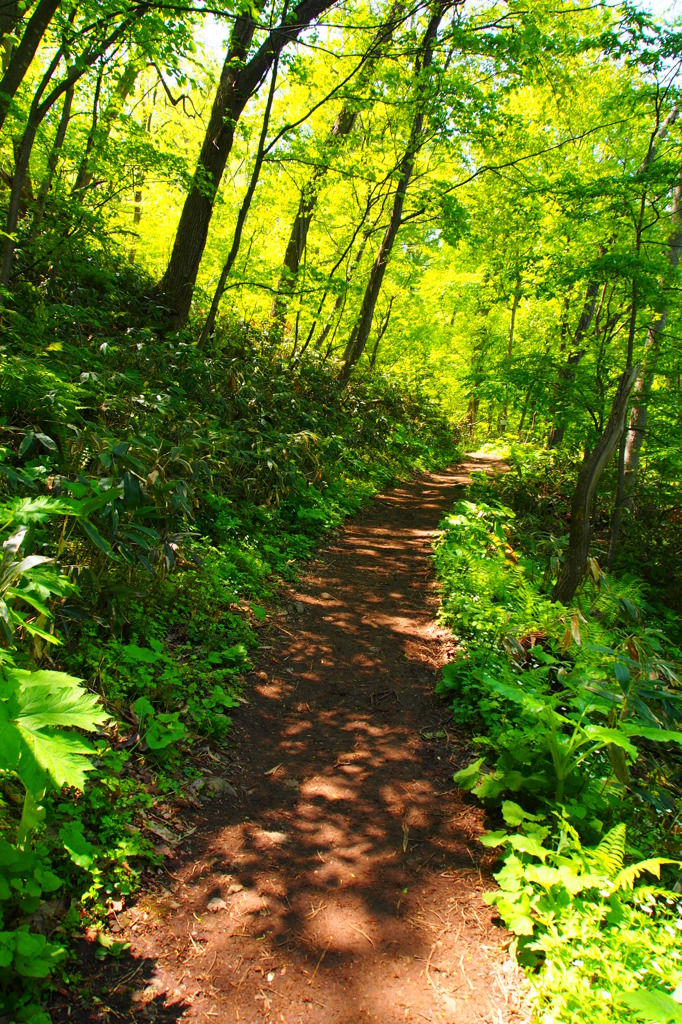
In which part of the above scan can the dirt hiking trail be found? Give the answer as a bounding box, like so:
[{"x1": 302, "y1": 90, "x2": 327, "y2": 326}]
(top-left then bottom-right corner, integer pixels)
[{"x1": 58, "y1": 454, "x2": 528, "y2": 1024}]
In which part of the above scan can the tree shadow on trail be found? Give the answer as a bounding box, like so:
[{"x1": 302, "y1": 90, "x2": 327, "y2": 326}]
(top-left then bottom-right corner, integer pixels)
[{"x1": 53, "y1": 458, "x2": 519, "y2": 1024}]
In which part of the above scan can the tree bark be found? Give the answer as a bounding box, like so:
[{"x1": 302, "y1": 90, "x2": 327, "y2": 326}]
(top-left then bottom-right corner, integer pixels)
[
  {"x1": 156, "y1": 0, "x2": 338, "y2": 328},
  {"x1": 606, "y1": 107, "x2": 679, "y2": 564},
  {"x1": 0, "y1": 13, "x2": 138, "y2": 285},
  {"x1": 270, "y1": 104, "x2": 357, "y2": 327},
  {"x1": 28, "y1": 79, "x2": 73, "y2": 236},
  {"x1": 340, "y1": 2, "x2": 446, "y2": 381},
  {"x1": 551, "y1": 364, "x2": 639, "y2": 605},
  {"x1": 0, "y1": 0, "x2": 60, "y2": 132},
  {"x1": 500, "y1": 269, "x2": 521, "y2": 432},
  {"x1": 547, "y1": 279, "x2": 600, "y2": 447},
  {"x1": 609, "y1": 175, "x2": 682, "y2": 551},
  {"x1": 198, "y1": 53, "x2": 280, "y2": 350},
  {"x1": 270, "y1": 2, "x2": 403, "y2": 327},
  {"x1": 0, "y1": 0, "x2": 22, "y2": 71},
  {"x1": 72, "y1": 58, "x2": 140, "y2": 194}
]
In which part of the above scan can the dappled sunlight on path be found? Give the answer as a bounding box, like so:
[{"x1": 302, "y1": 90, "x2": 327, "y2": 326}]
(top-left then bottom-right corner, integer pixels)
[{"x1": 57, "y1": 455, "x2": 526, "y2": 1024}]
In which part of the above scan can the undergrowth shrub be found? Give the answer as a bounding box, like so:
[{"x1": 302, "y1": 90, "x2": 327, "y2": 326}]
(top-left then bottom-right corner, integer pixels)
[
  {"x1": 435, "y1": 453, "x2": 682, "y2": 1023},
  {"x1": 0, "y1": 313, "x2": 461, "y2": 1018}
]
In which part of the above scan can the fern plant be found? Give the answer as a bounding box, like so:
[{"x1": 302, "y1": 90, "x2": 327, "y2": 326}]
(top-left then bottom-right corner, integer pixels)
[{"x1": 481, "y1": 810, "x2": 682, "y2": 1022}]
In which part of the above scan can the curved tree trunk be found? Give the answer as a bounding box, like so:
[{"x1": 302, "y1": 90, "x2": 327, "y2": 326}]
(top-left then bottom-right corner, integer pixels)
[
  {"x1": 270, "y1": 2, "x2": 403, "y2": 329},
  {"x1": 198, "y1": 54, "x2": 280, "y2": 349},
  {"x1": 551, "y1": 365, "x2": 639, "y2": 605},
  {"x1": 28, "y1": 79, "x2": 73, "y2": 236},
  {"x1": 0, "y1": 0, "x2": 60, "y2": 132},
  {"x1": 547, "y1": 279, "x2": 600, "y2": 447},
  {"x1": 156, "y1": 0, "x2": 338, "y2": 329},
  {"x1": 340, "y1": 2, "x2": 447, "y2": 382},
  {"x1": 0, "y1": 0, "x2": 22, "y2": 70}
]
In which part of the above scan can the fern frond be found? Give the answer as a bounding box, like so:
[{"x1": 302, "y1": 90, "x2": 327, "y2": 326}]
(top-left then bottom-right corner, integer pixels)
[
  {"x1": 615, "y1": 858, "x2": 677, "y2": 891},
  {"x1": 591, "y1": 822, "x2": 626, "y2": 876}
]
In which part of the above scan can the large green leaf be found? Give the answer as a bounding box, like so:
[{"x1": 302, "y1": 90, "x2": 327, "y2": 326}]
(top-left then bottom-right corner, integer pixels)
[
  {"x1": 9, "y1": 683, "x2": 108, "y2": 732},
  {"x1": 16, "y1": 728, "x2": 98, "y2": 792},
  {"x1": 617, "y1": 989, "x2": 682, "y2": 1023},
  {"x1": 0, "y1": 704, "x2": 20, "y2": 769},
  {"x1": 5, "y1": 669, "x2": 85, "y2": 690}
]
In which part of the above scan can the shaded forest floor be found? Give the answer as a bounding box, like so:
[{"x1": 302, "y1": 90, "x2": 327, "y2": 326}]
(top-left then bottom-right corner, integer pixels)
[{"x1": 53, "y1": 454, "x2": 528, "y2": 1024}]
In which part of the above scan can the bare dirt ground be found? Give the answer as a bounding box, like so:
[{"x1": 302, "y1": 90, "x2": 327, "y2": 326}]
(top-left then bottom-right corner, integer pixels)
[{"x1": 53, "y1": 454, "x2": 528, "y2": 1024}]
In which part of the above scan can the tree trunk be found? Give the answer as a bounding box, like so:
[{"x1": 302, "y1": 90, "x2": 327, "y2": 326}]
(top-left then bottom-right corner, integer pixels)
[
  {"x1": 608, "y1": 175, "x2": 682, "y2": 560},
  {"x1": 157, "y1": 0, "x2": 338, "y2": 329},
  {"x1": 72, "y1": 59, "x2": 140, "y2": 194},
  {"x1": 28, "y1": 79, "x2": 73, "y2": 236},
  {"x1": 547, "y1": 279, "x2": 600, "y2": 447},
  {"x1": 551, "y1": 365, "x2": 639, "y2": 605},
  {"x1": 0, "y1": 0, "x2": 22, "y2": 70},
  {"x1": 368, "y1": 294, "x2": 394, "y2": 369},
  {"x1": 340, "y1": 3, "x2": 446, "y2": 381},
  {"x1": 0, "y1": 0, "x2": 60, "y2": 132},
  {"x1": 500, "y1": 269, "x2": 521, "y2": 432},
  {"x1": 198, "y1": 54, "x2": 280, "y2": 350},
  {"x1": 0, "y1": 14, "x2": 137, "y2": 285},
  {"x1": 604, "y1": 108, "x2": 679, "y2": 565},
  {"x1": 270, "y1": 2, "x2": 403, "y2": 328},
  {"x1": 270, "y1": 104, "x2": 357, "y2": 327}
]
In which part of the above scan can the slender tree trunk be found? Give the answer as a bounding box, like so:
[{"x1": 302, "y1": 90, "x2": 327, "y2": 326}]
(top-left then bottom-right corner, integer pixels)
[
  {"x1": 198, "y1": 53, "x2": 280, "y2": 350},
  {"x1": 28, "y1": 79, "x2": 73, "y2": 236},
  {"x1": 368, "y1": 294, "x2": 394, "y2": 369},
  {"x1": 551, "y1": 365, "x2": 639, "y2": 605},
  {"x1": 72, "y1": 59, "x2": 140, "y2": 195},
  {"x1": 547, "y1": 279, "x2": 600, "y2": 447},
  {"x1": 270, "y1": 104, "x2": 357, "y2": 327},
  {"x1": 607, "y1": 175, "x2": 682, "y2": 563},
  {"x1": 500, "y1": 269, "x2": 521, "y2": 432},
  {"x1": 0, "y1": 0, "x2": 60, "y2": 132},
  {"x1": 270, "y1": 2, "x2": 403, "y2": 327},
  {"x1": 340, "y1": 3, "x2": 446, "y2": 381},
  {"x1": 0, "y1": 14, "x2": 137, "y2": 285},
  {"x1": 129, "y1": 94, "x2": 156, "y2": 263},
  {"x1": 157, "y1": 0, "x2": 338, "y2": 329},
  {"x1": 607, "y1": 103, "x2": 680, "y2": 559},
  {"x1": 313, "y1": 211, "x2": 381, "y2": 352},
  {"x1": 0, "y1": 0, "x2": 22, "y2": 71}
]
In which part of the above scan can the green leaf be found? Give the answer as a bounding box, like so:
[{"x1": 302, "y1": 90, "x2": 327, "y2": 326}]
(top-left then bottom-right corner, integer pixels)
[
  {"x1": 35, "y1": 433, "x2": 57, "y2": 451},
  {"x1": 18, "y1": 431, "x2": 34, "y2": 457},
  {"x1": 79, "y1": 519, "x2": 117, "y2": 559},
  {"x1": 132, "y1": 696, "x2": 154, "y2": 721},
  {"x1": 0, "y1": 704, "x2": 20, "y2": 769},
  {"x1": 582, "y1": 725, "x2": 638, "y2": 759},
  {"x1": 6, "y1": 669, "x2": 85, "y2": 690},
  {"x1": 122, "y1": 644, "x2": 162, "y2": 664},
  {"x1": 480, "y1": 830, "x2": 509, "y2": 847},
  {"x1": 501, "y1": 801, "x2": 544, "y2": 826},
  {"x1": 453, "y1": 757, "x2": 484, "y2": 789},
  {"x1": 507, "y1": 833, "x2": 549, "y2": 861},
  {"x1": 623, "y1": 724, "x2": 682, "y2": 748},
  {"x1": 16, "y1": 728, "x2": 98, "y2": 792},
  {"x1": 617, "y1": 990, "x2": 682, "y2": 1023},
  {"x1": 10, "y1": 683, "x2": 108, "y2": 731},
  {"x1": 59, "y1": 821, "x2": 95, "y2": 870}
]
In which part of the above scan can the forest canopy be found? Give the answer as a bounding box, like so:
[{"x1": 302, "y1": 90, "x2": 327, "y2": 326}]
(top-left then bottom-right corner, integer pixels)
[{"x1": 1, "y1": 0, "x2": 682, "y2": 1020}]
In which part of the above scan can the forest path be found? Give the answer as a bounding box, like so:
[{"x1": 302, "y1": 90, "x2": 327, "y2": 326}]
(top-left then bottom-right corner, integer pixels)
[{"x1": 70, "y1": 454, "x2": 527, "y2": 1024}]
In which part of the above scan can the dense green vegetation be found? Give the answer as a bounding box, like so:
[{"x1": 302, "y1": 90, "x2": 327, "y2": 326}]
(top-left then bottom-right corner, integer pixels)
[
  {"x1": 1, "y1": 0, "x2": 682, "y2": 1018},
  {"x1": 0, "y1": 308, "x2": 459, "y2": 1021},
  {"x1": 435, "y1": 448, "x2": 682, "y2": 1022}
]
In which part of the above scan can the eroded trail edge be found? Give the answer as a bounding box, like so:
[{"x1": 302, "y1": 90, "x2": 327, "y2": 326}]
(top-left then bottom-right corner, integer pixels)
[{"x1": 81, "y1": 455, "x2": 526, "y2": 1024}]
